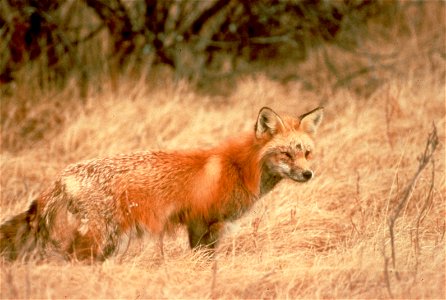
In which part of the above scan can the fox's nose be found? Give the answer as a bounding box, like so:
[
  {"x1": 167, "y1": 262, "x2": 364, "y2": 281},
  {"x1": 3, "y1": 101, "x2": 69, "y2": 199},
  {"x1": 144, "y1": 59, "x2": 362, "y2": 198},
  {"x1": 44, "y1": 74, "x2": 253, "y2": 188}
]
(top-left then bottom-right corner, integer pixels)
[{"x1": 302, "y1": 170, "x2": 313, "y2": 180}]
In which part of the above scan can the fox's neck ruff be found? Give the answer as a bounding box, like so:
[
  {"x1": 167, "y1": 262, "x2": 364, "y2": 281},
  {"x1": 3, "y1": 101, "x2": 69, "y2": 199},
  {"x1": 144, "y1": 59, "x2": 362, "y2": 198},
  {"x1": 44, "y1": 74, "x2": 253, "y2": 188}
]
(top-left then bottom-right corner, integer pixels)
[
  {"x1": 216, "y1": 133, "x2": 263, "y2": 197},
  {"x1": 216, "y1": 133, "x2": 283, "y2": 198}
]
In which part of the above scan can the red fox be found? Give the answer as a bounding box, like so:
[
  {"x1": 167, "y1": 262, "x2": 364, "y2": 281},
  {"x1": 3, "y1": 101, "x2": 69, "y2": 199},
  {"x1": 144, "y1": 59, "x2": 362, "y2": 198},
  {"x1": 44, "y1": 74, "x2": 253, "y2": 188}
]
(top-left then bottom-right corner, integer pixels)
[{"x1": 0, "y1": 106, "x2": 323, "y2": 261}]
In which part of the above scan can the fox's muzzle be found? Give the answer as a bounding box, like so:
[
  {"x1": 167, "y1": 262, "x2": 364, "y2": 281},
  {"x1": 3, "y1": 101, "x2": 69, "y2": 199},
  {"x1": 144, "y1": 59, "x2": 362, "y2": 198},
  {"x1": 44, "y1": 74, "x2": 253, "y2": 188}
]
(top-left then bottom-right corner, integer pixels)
[{"x1": 289, "y1": 169, "x2": 313, "y2": 182}]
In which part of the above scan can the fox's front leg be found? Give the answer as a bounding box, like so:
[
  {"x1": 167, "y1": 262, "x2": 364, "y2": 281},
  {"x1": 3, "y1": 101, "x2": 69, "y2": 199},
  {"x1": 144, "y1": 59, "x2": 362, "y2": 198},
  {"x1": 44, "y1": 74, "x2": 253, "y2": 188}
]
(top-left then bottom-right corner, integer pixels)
[{"x1": 187, "y1": 220, "x2": 224, "y2": 249}]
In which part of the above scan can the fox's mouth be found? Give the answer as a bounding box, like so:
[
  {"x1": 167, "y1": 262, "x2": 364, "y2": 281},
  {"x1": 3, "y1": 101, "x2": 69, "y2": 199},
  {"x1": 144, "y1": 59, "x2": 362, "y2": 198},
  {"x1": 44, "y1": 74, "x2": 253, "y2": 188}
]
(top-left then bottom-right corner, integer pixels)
[{"x1": 288, "y1": 170, "x2": 313, "y2": 183}]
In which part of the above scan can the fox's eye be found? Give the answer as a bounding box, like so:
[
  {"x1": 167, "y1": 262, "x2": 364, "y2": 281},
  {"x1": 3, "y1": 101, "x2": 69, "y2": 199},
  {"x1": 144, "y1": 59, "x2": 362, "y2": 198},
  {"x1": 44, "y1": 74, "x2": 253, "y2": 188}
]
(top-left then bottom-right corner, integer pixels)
[
  {"x1": 282, "y1": 151, "x2": 292, "y2": 159},
  {"x1": 305, "y1": 151, "x2": 312, "y2": 159}
]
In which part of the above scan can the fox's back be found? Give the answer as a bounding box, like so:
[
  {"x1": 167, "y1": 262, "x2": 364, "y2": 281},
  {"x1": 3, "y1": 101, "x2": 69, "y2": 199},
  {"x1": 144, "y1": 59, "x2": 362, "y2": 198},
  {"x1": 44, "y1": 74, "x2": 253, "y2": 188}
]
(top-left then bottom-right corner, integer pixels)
[{"x1": 59, "y1": 150, "x2": 206, "y2": 206}]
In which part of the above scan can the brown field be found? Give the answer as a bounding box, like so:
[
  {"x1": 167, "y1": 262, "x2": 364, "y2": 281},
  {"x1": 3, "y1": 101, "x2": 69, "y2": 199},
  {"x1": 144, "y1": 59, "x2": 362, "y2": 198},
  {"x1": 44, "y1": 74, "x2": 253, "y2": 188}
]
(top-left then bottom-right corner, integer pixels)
[{"x1": 1, "y1": 4, "x2": 445, "y2": 299}]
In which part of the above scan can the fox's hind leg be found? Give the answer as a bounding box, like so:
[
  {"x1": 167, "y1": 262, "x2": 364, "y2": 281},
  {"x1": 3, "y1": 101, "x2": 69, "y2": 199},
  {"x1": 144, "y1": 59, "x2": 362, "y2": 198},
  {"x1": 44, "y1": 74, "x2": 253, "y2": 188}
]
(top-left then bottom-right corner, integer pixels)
[
  {"x1": 68, "y1": 229, "x2": 119, "y2": 261},
  {"x1": 187, "y1": 219, "x2": 224, "y2": 249},
  {"x1": 64, "y1": 211, "x2": 123, "y2": 261},
  {"x1": 42, "y1": 209, "x2": 107, "y2": 261},
  {"x1": 43, "y1": 202, "x2": 120, "y2": 261}
]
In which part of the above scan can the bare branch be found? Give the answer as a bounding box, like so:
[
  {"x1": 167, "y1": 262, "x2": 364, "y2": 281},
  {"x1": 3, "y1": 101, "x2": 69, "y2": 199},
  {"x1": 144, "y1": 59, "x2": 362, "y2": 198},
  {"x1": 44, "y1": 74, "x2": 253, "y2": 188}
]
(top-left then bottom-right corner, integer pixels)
[
  {"x1": 413, "y1": 158, "x2": 435, "y2": 275},
  {"x1": 382, "y1": 247, "x2": 394, "y2": 298},
  {"x1": 388, "y1": 124, "x2": 439, "y2": 276}
]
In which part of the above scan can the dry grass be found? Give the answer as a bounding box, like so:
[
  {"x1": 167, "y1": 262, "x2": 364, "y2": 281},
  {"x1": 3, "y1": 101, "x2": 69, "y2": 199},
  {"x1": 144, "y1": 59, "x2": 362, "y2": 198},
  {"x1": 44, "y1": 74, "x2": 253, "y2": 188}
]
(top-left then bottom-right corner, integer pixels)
[{"x1": 1, "y1": 4, "x2": 445, "y2": 299}]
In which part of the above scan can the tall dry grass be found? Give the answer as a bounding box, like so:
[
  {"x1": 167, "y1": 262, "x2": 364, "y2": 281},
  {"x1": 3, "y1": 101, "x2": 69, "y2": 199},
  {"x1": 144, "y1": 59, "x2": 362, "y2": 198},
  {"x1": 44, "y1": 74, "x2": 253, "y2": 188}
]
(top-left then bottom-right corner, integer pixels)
[{"x1": 1, "y1": 3, "x2": 445, "y2": 299}]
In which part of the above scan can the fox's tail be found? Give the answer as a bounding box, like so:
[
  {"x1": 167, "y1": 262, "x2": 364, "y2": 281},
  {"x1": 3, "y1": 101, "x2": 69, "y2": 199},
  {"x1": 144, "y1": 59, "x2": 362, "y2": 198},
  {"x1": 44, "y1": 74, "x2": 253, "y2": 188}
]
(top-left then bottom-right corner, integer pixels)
[{"x1": 0, "y1": 201, "x2": 39, "y2": 261}]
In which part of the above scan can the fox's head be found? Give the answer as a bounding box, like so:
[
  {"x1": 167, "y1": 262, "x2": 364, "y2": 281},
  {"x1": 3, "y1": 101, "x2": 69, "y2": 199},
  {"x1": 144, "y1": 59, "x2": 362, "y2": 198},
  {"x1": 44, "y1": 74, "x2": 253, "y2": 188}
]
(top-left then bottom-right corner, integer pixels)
[{"x1": 255, "y1": 106, "x2": 323, "y2": 184}]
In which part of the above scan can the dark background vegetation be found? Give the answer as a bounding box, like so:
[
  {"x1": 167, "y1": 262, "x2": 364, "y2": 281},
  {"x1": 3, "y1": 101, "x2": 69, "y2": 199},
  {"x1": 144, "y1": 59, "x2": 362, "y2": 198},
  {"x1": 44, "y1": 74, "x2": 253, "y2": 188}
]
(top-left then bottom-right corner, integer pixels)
[{"x1": 1, "y1": 0, "x2": 413, "y2": 96}]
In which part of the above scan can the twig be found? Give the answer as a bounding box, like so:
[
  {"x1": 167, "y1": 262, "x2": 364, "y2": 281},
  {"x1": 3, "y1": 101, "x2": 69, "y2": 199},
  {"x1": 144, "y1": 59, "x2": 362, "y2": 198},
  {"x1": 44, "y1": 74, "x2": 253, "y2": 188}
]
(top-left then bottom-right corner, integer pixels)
[
  {"x1": 73, "y1": 24, "x2": 106, "y2": 45},
  {"x1": 387, "y1": 124, "x2": 438, "y2": 278},
  {"x1": 382, "y1": 247, "x2": 394, "y2": 298},
  {"x1": 413, "y1": 159, "x2": 435, "y2": 275}
]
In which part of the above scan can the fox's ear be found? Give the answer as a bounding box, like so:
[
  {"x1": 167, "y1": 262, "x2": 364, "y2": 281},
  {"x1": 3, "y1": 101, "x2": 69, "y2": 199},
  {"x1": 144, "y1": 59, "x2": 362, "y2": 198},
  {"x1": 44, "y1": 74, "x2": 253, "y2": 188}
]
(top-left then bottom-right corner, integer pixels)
[
  {"x1": 299, "y1": 107, "x2": 324, "y2": 135},
  {"x1": 255, "y1": 107, "x2": 285, "y2": 139}
]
